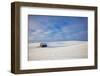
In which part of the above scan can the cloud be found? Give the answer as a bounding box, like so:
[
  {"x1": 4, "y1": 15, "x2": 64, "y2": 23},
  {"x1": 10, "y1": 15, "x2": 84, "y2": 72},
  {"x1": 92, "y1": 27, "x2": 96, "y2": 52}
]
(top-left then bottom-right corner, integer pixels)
[{"x1": 28, "y1": 15, "x2": 88, "y2": 43}]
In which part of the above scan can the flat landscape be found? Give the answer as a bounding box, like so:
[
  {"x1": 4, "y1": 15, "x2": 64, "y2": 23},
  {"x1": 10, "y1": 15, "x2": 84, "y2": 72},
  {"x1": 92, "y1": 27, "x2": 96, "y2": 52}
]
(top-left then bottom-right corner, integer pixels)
[{"x1": 28, "y1": 41, "x2": 88, "y2": 61}]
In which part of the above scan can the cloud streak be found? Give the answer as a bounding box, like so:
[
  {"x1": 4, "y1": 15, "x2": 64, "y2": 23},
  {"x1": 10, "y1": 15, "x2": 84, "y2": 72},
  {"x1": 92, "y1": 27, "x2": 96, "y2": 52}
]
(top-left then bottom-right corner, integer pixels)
[{"x1": 28, "y1": 15, "x2": 88, "y2": 43}]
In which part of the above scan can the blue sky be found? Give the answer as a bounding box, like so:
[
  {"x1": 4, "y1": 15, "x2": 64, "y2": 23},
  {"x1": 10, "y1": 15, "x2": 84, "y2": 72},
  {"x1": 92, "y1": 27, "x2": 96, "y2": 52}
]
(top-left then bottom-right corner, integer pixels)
[{"x1": 28, "y1": 15, "x2": 88, "y2": 43}]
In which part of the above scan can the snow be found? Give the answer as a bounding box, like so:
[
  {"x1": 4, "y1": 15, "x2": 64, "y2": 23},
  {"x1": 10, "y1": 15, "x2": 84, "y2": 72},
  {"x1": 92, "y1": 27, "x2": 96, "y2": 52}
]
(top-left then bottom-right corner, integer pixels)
[{"x1": 28, "y1": 41, "x2": 88, "y2": 60}]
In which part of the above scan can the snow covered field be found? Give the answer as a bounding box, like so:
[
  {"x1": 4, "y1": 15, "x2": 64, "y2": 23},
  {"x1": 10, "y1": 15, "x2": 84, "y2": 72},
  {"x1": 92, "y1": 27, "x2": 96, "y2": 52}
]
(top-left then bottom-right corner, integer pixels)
[{"x1": 28, "y1": 41, "x2": 88, "y2": 60}]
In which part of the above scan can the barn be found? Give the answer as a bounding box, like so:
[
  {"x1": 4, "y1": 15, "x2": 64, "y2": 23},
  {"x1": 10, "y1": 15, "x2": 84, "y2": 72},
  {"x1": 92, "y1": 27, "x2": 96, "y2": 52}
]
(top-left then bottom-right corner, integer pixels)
[{"x1": 40, "y1": 43, "x2": 47, "y2": 47}]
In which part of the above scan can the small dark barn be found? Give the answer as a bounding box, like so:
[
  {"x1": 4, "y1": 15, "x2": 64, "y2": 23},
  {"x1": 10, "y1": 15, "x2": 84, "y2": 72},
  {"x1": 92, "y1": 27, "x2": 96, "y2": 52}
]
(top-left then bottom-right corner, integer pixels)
[{"x1": 40, "y1": 43, "x2": 47, "y2": 47}]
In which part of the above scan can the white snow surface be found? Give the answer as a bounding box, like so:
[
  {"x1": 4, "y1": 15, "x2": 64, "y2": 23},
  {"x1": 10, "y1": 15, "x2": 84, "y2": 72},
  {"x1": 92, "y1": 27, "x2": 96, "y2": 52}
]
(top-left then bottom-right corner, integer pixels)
[{"x1": 28, "y1": 41, "x2": 88, "y2": 60}]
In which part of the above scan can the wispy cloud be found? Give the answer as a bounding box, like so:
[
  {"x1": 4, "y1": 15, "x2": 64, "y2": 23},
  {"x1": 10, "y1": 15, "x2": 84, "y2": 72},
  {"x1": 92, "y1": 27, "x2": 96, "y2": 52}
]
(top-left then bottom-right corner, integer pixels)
[{"x1": 28, "y1": 15, "x2": 88, "y2": 43}]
